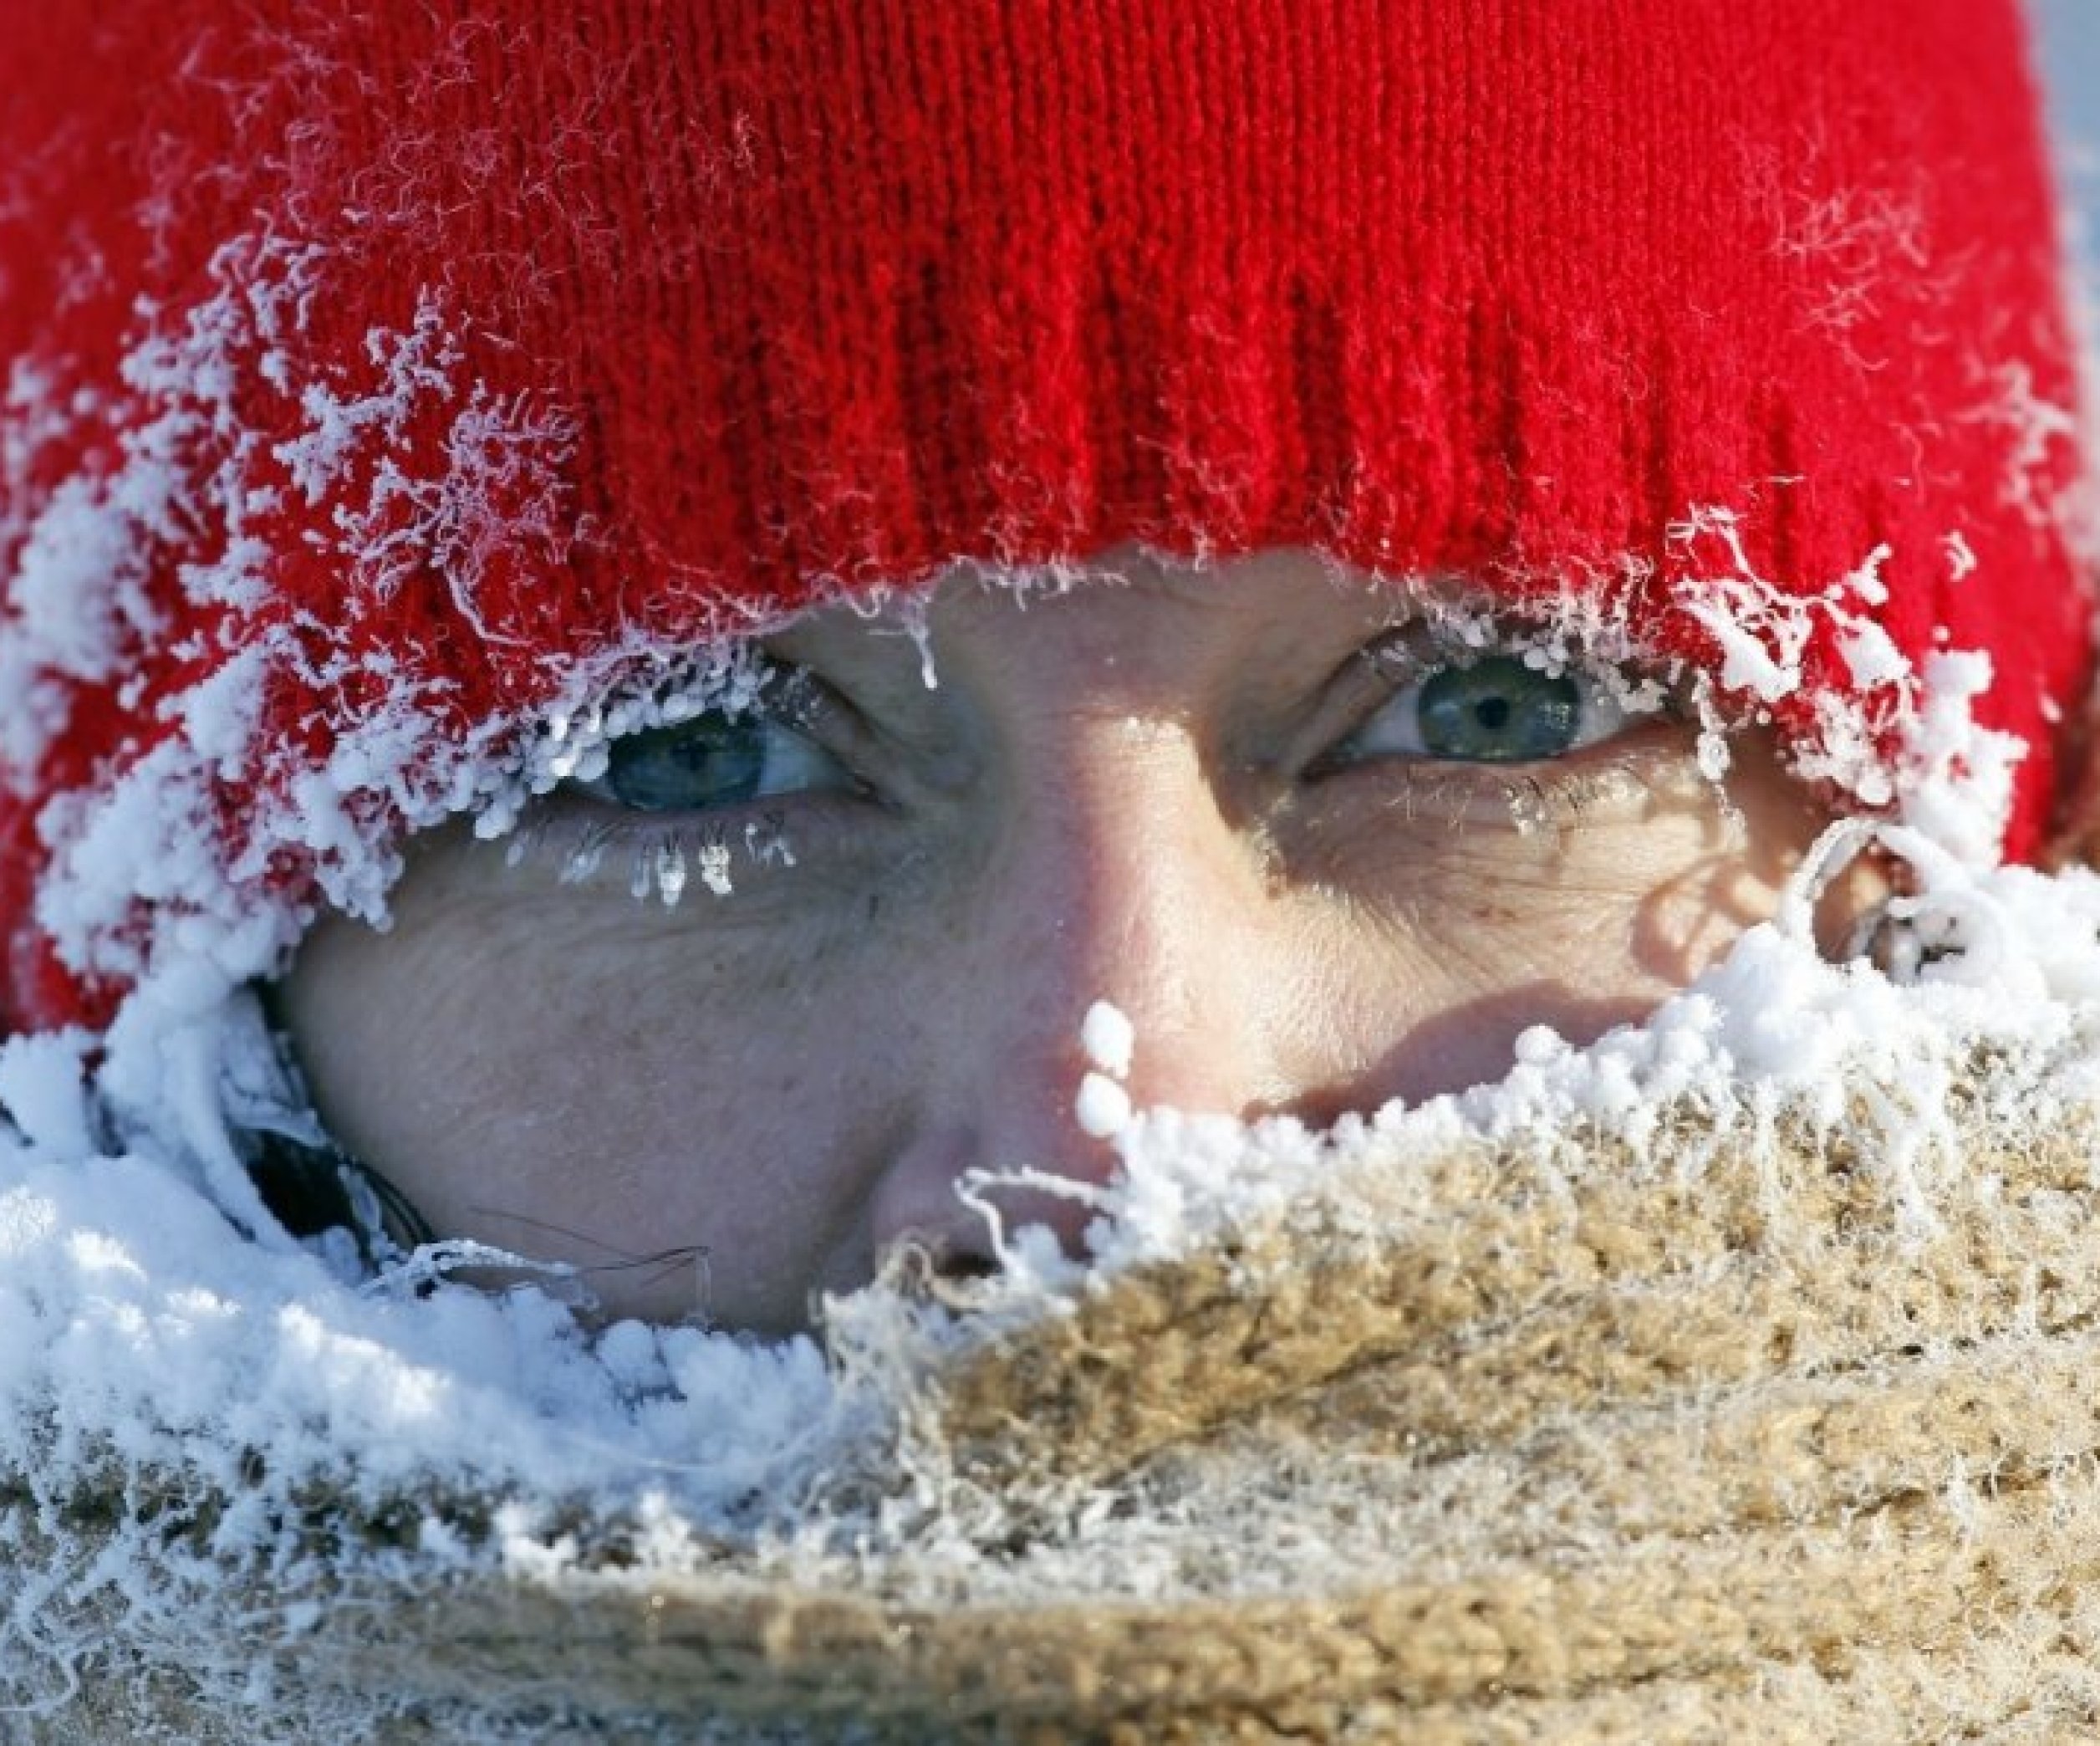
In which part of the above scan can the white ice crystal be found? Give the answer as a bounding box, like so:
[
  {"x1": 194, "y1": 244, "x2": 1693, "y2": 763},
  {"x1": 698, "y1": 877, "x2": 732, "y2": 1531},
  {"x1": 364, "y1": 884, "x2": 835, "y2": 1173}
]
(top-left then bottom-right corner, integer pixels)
[
  {"x1": 1080, "y1": 998, "x2": 1135, "y2": 1080},
  {"x1": 0, "y1": 157, "x2": 2092, "y2": 1727},
  {"x1": 1075, "y1": 1071, "x2": 1134, "y2": 1140}
]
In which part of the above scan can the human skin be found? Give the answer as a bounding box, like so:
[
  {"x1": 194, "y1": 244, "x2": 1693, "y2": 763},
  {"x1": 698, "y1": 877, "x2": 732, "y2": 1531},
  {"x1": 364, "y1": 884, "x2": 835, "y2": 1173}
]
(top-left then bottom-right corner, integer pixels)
[{"x1": 278, "y1": 548, "x2": 1847, "y2": 1335}]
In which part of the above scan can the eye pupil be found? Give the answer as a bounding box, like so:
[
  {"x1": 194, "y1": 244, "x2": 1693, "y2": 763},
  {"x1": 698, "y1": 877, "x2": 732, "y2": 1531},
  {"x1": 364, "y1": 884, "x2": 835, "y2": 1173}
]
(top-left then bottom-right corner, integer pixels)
[
  {"x1": 1418, "y1": 657, "x2": 1580, "y2": 762},
  {"x1": 604, "y1": 720, "x2": 766, "y2": 813}
]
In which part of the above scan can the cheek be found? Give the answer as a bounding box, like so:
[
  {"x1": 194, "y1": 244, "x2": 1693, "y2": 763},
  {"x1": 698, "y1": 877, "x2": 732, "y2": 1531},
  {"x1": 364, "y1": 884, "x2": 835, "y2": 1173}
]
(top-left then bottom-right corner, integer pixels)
[
  {"x1": 273, "y1": 734, "x2": 1832, "y2": 1329},
  {"x1": 1286, "y1": 761, "x2": 1820, "y2": 1104},
  {"x1": 277, "y1": 859, "x2": 920, "y2": 1332}
]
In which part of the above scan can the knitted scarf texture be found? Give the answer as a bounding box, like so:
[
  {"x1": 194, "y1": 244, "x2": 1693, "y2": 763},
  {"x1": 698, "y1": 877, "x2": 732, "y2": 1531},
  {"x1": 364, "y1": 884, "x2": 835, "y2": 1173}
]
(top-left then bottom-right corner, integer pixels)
[{"x1": 18, "y1": 868, "x2": 2100, "y2": 1743}]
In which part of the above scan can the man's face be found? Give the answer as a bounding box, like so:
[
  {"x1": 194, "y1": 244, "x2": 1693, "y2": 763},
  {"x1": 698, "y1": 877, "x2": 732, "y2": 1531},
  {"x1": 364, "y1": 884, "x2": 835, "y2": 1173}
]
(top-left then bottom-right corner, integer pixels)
[{"x1": 278, "y1": 549, "x2": 1840, "y2": 1335}]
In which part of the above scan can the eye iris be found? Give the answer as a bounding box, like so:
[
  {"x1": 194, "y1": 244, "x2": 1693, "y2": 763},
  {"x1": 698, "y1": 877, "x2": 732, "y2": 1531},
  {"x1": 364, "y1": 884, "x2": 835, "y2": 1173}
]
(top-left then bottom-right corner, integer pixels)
[
  {"x1": 603, "y1": 720, "x2": 766, "y2": 813},
  {"x1": 1418, "y1": 658, "x2": 1581, "y2": 762}
]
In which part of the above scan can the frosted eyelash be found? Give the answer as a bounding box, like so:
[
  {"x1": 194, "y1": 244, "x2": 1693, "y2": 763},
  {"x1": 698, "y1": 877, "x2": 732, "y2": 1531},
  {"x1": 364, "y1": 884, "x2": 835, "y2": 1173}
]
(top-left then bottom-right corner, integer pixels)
[
  {"x1": 504, "y1": 812, "x2": 800, "y2": 906},
  {"x1": 1496, "y1": 762, "x2": 1662, "y2": 837},
  {"x1": 1367, "y1": 620, "x2": 1674, "y2": 720},
  {"x1": 1364, "y1": 752, "x2": 1691, "y2": 839}
]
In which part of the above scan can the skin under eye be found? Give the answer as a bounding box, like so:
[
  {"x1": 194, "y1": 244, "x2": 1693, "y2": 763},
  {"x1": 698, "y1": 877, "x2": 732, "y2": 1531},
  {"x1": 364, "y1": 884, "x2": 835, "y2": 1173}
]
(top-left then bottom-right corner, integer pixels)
[
  {"x1": 1335, "y1": 653, "x2": 1635, "y2": 766},
  {"x1": 577, "y1": 714, "x2": 854, "y2": 814}
]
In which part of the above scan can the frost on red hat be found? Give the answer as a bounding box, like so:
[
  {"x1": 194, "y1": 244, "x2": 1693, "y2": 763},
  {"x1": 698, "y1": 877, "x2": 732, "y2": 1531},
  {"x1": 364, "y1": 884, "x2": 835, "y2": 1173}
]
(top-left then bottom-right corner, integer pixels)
[{"x1": 0, "y1": 0, "x2": 2090, "y2": 1031}]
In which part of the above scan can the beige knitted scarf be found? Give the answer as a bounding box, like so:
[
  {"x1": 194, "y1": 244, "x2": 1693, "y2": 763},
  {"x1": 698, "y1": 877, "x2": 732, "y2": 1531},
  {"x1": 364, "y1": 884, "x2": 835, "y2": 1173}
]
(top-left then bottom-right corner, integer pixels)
[{"x1": 46, "y1": 1011, "x2": 2100, "y2": 1743}]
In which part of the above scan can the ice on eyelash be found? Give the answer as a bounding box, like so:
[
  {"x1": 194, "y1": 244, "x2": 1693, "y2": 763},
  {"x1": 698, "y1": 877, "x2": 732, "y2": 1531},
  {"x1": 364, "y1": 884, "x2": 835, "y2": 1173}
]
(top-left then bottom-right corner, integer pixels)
[
  {"x1": 488, "y1": 646, "x2": 782, "y2": 820},
  {"x1": 635, "y1": 838, "x2": 731, "y2": 904},
  {"x1": 507, "y1": 603, "x2": 1704, "y2": 907},
  {"x1": 655, "y1": 842, "x2": 690, "y2": 905},
  {"x1": 505, "y1": 814, "x2": 797, "y2": 906},
  {"x1": 1500, "y1": 765, "x2": 1664, "y2": 837},
  {"x1": 1363, "y1": 753, "x2": 1693, "y2": 842},
  {"x1": 1371, "y1": 627, "x2": 1671, "y2": 717}
]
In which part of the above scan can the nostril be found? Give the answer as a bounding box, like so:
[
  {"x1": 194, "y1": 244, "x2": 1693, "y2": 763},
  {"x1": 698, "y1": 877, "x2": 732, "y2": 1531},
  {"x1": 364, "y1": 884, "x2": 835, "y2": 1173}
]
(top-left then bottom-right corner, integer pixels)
[
  {"x1": 872, "y1": 1227, "x2": 1005, "y2": 1307},
  {"x1": 931, "y1": 1245, "x2": 1000, "y2": 1283}
]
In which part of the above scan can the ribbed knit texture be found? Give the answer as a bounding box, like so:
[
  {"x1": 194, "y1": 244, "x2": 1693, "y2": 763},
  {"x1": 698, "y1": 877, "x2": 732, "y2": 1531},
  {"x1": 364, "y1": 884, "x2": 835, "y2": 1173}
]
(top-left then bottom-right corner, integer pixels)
[
  {"x1": 0, "y1": 0, "x2": 2089, "y2": 1026},
  {"x1": 34, "y1": 1049, "x2": 2100, "y2": 1738}
]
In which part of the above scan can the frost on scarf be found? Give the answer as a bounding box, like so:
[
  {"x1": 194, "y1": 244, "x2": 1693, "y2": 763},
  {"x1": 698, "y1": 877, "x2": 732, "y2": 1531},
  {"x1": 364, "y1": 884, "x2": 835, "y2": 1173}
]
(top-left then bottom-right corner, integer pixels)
[{"x1": 7, "y1": 845, "x2": 2100, "y2": 1736}]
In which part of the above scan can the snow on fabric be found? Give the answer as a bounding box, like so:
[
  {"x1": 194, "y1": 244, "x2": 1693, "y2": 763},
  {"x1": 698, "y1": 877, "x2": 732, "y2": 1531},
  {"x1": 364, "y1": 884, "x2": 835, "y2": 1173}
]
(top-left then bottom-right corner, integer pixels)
[
  {"x1": 0, "y1": 232, "x2": 2052, "y2": 1031},
  {"x1": 0, "y1": 256, "x2": 2085, "y2": 1731},
  {"x1": 3, "y1": 0, "x2": 2095, "y2": 1033},
  {"x1": 0, "y1": 2, "x2": 2094, "y2": 1734},
  {"x1": 2, "y1": 239, "x2": 586, "y2": 1017},
  {"x1": 6, "y1": 840, "x2": 2100, "y2": 1736}
]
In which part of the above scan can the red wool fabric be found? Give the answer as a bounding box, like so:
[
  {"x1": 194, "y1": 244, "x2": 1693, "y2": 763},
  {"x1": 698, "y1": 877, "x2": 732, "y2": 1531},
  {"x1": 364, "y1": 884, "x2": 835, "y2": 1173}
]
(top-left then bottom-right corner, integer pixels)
[{"x1": 0, "y1": 0, "x2": 2089, "y2": 1029}]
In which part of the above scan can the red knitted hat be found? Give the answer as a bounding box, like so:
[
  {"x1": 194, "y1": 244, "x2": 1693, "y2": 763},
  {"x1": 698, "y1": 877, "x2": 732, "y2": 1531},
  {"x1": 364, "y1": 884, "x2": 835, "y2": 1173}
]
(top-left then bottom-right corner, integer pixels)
[{"x1": 0, "y1": 0, "x2": 2090, "y2": 1033}]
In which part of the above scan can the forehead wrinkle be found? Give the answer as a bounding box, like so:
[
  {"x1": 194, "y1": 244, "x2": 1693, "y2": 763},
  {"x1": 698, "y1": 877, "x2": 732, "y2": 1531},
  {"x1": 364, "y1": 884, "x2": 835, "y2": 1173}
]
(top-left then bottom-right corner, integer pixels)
[{"x1": 765, "y1": 552, "x2": 1425, "y2": 753}]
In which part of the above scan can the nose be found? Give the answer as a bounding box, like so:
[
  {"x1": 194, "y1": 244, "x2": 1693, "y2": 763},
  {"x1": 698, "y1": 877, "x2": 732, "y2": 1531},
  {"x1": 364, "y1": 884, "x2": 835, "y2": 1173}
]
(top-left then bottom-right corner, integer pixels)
[{"x1": 863, "y1": 715, "x2": 1308, "y2": 1274}]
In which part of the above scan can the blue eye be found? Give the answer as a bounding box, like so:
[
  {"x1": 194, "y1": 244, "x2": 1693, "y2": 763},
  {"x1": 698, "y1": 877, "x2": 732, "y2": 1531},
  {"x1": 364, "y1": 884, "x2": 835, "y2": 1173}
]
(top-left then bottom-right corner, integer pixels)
[
  {"x1": 1340, "y1": 654, "x2": 1632, "y2": 765},
  {"x1": 581, "y1": 715, "x2": 850, "y2": 814}
]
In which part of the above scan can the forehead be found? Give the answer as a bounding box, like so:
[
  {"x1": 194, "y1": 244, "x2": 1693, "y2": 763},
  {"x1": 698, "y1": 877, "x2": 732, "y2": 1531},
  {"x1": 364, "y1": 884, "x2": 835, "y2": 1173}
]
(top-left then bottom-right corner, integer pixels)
[{"x1": 767, "y1": 547, "x2": 1415, "y2": 699}]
